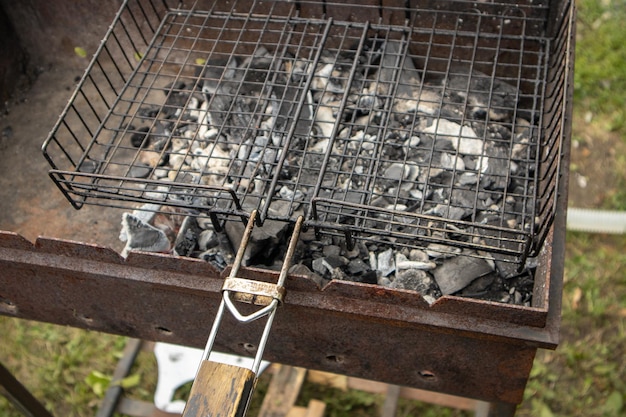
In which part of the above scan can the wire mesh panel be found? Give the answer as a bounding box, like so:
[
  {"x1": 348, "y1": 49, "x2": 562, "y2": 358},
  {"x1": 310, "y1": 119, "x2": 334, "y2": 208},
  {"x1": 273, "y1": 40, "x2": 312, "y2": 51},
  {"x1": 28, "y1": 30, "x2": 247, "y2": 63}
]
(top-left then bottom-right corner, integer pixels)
[{"x1": 43, "y1": 0, "x2": 571, "y2": 266}]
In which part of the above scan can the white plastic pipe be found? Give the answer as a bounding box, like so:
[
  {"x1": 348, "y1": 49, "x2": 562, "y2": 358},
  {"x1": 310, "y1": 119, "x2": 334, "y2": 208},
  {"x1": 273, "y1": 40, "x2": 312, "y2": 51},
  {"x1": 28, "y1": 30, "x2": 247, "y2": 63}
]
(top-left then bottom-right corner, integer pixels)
[{"x1": 567, "y1": 207, "x2": 626, "y2": 234}]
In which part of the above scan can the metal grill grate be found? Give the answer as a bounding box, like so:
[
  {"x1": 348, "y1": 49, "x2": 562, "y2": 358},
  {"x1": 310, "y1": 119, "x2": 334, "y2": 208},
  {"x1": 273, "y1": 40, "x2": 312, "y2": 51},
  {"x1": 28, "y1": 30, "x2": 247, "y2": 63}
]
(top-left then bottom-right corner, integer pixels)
[{"x1": 43, "y1": 0, "x2": 570, "y2": 266}]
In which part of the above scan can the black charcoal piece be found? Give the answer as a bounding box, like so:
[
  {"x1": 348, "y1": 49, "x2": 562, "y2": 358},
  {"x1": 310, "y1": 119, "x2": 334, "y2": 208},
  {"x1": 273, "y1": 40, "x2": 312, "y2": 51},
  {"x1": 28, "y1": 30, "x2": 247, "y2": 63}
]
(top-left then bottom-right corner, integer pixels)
[
  {"x1": 432, "y1": 255, "x2": 493, "y2": 295},
  {"x1": 225, "y1": 219, "x2": 290, "y2": 266},
  {"x1": 346, "y1": 258, "x2": 371, "y2": 276},
  {"x1": 130, "y1": 126, "x2": 151, "y2": 148},
  {"x1": 391, "y1": 269, "x2": 442, "y2": 298},
  {"x1": 129, "y1": 163, "x2": 151, "y2": 178},
  {"x1": 289, "y1": 263, "x2": 328, "y2": 289},
  {"x1": 174, "y1": 216, "x2": 201, "y2": 257}
]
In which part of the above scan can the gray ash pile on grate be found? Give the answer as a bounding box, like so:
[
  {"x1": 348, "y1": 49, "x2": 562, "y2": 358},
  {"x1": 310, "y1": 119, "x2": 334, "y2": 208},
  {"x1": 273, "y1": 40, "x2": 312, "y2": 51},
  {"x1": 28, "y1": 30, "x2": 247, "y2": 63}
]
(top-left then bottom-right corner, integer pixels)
[{"x1": 119, "y1": 39, "x2": 538, "y2": 306}]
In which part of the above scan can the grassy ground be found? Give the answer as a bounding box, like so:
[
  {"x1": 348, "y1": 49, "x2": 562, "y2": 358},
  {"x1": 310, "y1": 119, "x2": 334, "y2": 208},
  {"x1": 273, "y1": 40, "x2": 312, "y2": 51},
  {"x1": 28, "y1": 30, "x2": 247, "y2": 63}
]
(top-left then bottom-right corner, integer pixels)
[{"x1": 1, "y1": 0, "x2": 625, "y2": 416}]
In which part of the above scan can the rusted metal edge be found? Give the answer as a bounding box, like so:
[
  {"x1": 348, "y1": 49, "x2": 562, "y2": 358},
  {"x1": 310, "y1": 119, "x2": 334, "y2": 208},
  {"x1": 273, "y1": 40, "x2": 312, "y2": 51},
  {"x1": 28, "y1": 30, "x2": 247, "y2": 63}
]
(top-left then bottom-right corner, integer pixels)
[
  {"x1": 0, "y1": 229, "x2": 560, "y2": 402},
  {"x1": 0, "y1": 230, "x2": 559, "y2": 348}
]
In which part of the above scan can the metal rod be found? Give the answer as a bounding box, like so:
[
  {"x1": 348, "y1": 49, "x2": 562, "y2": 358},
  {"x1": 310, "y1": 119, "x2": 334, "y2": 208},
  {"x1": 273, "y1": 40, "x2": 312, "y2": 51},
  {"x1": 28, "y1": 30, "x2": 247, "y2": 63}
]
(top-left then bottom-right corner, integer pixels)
[{"x1": 0, "y1": 361, "x2": 55, "y2": 417}]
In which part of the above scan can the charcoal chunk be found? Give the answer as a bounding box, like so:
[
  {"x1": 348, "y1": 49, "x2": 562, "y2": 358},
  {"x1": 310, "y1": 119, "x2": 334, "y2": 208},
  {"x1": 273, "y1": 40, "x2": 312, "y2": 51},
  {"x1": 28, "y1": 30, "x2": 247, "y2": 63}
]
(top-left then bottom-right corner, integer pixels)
[{"x1": 432, "y1": 255, "x2": 493, "y2": 295}]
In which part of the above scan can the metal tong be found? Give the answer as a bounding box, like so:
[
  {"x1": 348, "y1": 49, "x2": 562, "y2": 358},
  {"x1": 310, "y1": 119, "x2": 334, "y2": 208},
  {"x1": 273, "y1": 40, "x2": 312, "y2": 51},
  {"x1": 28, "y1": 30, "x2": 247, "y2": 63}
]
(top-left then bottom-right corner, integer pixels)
[{"x1": 182, "y1": 210, "x2": 303, "y2": 417}]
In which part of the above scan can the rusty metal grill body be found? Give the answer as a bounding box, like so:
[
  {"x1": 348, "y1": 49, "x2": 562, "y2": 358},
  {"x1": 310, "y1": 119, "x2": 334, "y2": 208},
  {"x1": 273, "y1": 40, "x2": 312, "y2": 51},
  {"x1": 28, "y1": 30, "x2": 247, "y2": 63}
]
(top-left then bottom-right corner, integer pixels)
[
  {"x1": 27, "y1": 0, "x2": 574, "y2": 409},
  {"x1": 42, "y1": 0, "x2": 572, "y2": 266}
]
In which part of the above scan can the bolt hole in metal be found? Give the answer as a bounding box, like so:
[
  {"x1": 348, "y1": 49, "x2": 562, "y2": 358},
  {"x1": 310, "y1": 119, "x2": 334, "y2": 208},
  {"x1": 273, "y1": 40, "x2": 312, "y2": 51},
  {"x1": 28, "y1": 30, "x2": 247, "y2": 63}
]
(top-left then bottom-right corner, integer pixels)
[
  {"x1": 0, "y1": 297, "x2": 18, "y2": 314},
  {"x1": 155, "y1": 325, "x2": 173, "y2": 335},
  {"x1": 240, "y1": 342, "x2": 257, "y2": 353},
  {"x1": 325, "y1": 354, "x2": 345, "y2": 364},
  {"x1": 418, "y1": 370, "x2": 437, "y2": 381},
  {"x1": 75, "y1": 312, "x2": 94, "y2": 324}
]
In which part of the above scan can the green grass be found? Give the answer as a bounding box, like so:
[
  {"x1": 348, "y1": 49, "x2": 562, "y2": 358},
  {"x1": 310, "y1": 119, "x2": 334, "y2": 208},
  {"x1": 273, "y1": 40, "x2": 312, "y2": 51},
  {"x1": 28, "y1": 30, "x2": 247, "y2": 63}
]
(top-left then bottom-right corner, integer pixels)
[
  {"x1": 518, "y1": 233, "x2": 626, "y2": 417},
  {"x1": 0, "y1": 321, "x2": 127, "y2": 417},
  {"x1": 574, "y1": 0, "x2": 626, "y2": 133}
]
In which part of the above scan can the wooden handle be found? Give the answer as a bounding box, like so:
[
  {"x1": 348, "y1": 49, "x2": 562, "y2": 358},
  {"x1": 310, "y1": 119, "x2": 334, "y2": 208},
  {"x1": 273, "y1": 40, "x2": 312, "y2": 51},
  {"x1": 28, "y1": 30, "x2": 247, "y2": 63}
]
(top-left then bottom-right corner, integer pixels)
[{"x1": 182, "y1": 361, "x2": 257, "y2": 417}]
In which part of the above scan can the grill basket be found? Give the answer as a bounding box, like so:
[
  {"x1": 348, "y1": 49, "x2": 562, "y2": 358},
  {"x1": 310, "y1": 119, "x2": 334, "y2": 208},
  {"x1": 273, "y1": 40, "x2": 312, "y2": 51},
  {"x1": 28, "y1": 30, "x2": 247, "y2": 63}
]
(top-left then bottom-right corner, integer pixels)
[{"x1": 43, "y1": 0, "x2": 573, "y2": 268}]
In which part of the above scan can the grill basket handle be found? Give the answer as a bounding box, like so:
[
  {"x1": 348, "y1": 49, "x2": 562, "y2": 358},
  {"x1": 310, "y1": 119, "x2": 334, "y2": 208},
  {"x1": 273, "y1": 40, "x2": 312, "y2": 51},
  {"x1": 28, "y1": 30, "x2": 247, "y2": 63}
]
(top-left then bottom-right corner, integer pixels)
[{"x1": 182, "y1": 360, "x2": 256, "y2": 417}]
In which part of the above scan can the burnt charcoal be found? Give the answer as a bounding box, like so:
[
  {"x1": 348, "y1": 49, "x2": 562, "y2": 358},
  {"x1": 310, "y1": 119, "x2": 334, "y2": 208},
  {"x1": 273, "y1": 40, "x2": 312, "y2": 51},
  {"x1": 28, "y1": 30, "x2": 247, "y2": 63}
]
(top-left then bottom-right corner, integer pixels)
[
  {"x1": 174, "y1": 216, "x2": 201, "y2": 257},
  {"x1": 432, "y1": 255, "x2": 493, "y2": 295},
  {"x1": 225, "y1": 219, "x2": 290, "y2": 266},
  {"x1": 391, "y1": 269, "x2": 442, "y2": 300},
  {"x1": 289, "y1": 263, "x2": 329, "y2": 289},
  {"x1": 130, "y1": 126, "x2": 151, "y2": 148},
  {"x1": 352, "y1": 269, "x2": 378, "y2": 284},
  {"x1": 323, "y1": 244, "x2": 342, "y2": 258},
  {"x1": 138, "y1": 105, "x2": 160, "y2": 118},
  {"x1": 162, "y1": 82, "x2": 192, "y2": 118},
  {"x1": 377, "y1": 248, "x2": 395, "y2": 277},
  {"x1": 395, "y1": 253, "x2": 436, "y2": 271},
  {"x1": 129, "y1": 163, "x2": 151, "y2": 179},
  {"x1": 346, "y1": 258, "x2": 371, "y2": 276},
  {"x1": 198, "y1": 229, "x2": 219, "y2": 251},
  {"x1": 456, "y1": 272, "x2": 497, "y2": 297},
  {"x1": 444, "y1": 68, "x2": 518, "y2": 121},
  {"x1": 429, "y1": 204, "x2": 467, "y2": 221},
  {"x1": 331, "y1": 267, "x2": 349, "y2": 281},
  {"x1": 120, "y1": 213, "x2": 171, "y2": 257},
  {"x1": 495, "y1": 258, "x2": 523, "y2": 279},
  {"x1": 480, "y1": 143, "x2": 510, "y2": 190},
  {"x1": 311, "y1": 257, "x2": 328, "y2": 276},
  {"x1": 198, "y1": 247, "x2": 231, "y2": 270}
]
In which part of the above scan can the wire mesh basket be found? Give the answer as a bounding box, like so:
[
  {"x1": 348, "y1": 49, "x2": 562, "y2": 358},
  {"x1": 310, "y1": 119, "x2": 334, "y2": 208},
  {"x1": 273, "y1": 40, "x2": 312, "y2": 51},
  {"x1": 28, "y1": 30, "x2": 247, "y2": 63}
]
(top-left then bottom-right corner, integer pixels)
[{"x1": 42, "y1": 0, "x2": 573, "y2": 267}]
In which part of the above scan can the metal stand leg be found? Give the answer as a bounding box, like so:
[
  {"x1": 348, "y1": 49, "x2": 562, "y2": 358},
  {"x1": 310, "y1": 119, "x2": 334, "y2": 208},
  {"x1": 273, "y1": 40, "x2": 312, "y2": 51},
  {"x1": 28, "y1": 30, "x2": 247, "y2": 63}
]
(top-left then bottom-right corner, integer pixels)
[
  {"x1": 96, "y1": 339, "x2": 143, "y2": 417},
  {"x1": 0, "y1": 361, "x2": 54, "y2": 417},
  {"x1": 474, "y1": 401, "x2": 517, "y2": 417}
]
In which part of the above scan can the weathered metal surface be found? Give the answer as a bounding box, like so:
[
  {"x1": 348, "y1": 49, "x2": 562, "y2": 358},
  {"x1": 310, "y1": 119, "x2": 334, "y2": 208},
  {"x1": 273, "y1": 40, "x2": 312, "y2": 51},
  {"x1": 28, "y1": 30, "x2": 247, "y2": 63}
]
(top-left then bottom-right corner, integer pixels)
[{"x1": 0, "y1": 211, "x2": 564, "y2": 405}]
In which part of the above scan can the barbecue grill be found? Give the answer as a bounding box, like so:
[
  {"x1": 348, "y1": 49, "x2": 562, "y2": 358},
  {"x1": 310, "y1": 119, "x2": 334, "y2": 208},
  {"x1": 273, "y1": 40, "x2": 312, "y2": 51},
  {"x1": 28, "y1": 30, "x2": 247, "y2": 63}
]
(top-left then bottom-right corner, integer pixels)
[{"x1": 4, "y1": 0, "x2": 573, "y2": 414}]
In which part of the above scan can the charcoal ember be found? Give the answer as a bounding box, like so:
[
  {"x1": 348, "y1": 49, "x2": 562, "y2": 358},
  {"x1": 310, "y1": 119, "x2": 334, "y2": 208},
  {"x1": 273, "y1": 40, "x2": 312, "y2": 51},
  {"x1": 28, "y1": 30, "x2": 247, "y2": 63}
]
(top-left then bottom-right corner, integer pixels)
[
  {"x1": 443, "y1": 68, "x2": 518, "y2": 121},
  {"x1": 323, "y1": 244, "x2": 341, "y2": 257},
  {"x1": 456, "y1": 272, "x2": 497, "y2": 297},
  {"x1": 225, "y1": 219, "x2": 290, "y2": 266},
  {"x1": 138, "y1": 105, "x2": 160, "y2": 118},
  {"x1": 162, "y1": 81, "x2": 193, "y2": 118},
  {"x1": 389, "y1": 269, "x2": 442, "y2": 302},
  {"x1": 432, "y1": 254, "x2": 493, "y2": 295},
  {"x1": 311, "y1": 255, "x2": 349, "y2": 277},
  {"x1": 289, "y1": 263, "x2": 329, "y2": 289},
  {"x1": 198, "y1": 229, "x2": 219, "y2": 251},
  {"x1": 174, "y1": 216, "x2": 201, "y2": 257},
  {"x1": 120, "y1": 213, "x2": 171, "y2": 257},
  {"x1": 428, "y1": 204, "x2": 467, "y2": 221},
  {"x1": 198, "y1": 231, "x2": 235, "y2": 270},
  {"x1": 479, "y1": 142, "x2": 510, "y2": 190},
  {"x1": 130, "y1": 126, "x2": 151, "y2": 148},
  {"x1": 377, "y1": 248, "x2": 395, "y2": 277},
  {"x1": 129, "y1": 163, "x2": 151, "y2": 178}
]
